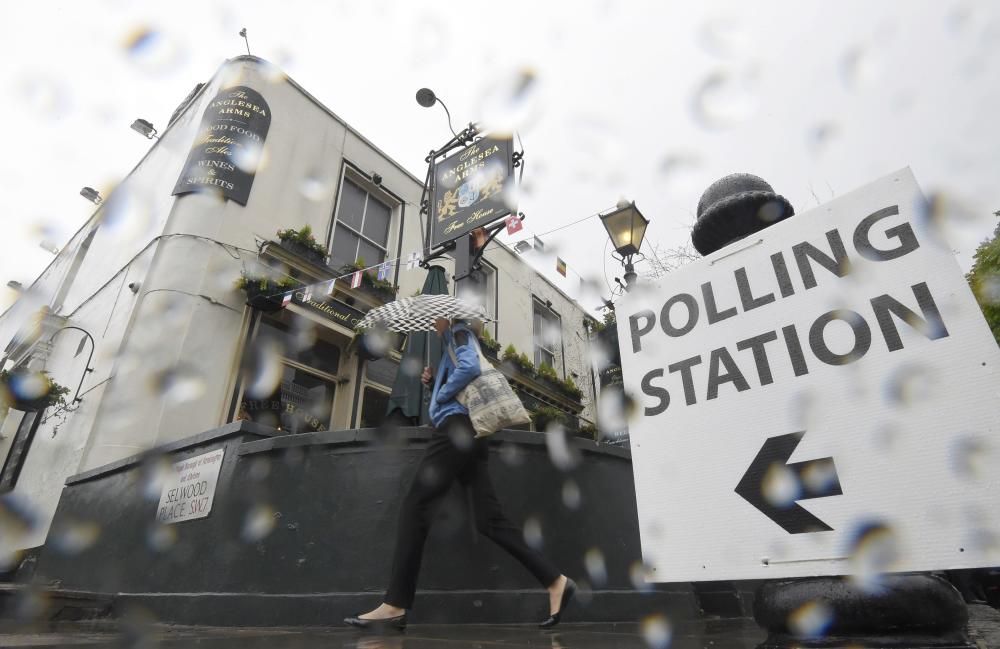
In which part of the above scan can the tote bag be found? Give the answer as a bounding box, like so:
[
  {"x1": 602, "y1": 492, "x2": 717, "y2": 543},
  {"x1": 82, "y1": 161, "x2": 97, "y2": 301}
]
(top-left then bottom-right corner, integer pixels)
[{"x1": 446, "y1": 336, "x2": 530, "y2": 437}]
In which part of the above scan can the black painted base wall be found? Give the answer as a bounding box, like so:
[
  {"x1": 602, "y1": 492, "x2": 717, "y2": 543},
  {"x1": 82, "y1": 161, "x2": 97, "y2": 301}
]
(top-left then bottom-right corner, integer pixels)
[{"x1": 30, "y1": 423, "x2": 698, "y2": 626}]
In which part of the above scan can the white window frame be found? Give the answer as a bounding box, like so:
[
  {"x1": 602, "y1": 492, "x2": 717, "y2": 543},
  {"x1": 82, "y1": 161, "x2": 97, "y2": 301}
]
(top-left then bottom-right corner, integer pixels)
[
  {"x1": 328, "y1": 168, "x2": 397, "y2": 269},
  {"x1": 532, "y1": 298, "x2": 561, "y2": 374}
]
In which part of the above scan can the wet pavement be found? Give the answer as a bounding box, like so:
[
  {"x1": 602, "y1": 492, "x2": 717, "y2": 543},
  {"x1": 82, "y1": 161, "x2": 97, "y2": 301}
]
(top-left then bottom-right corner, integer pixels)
[{"x1": 0, "y1": 618, "x2": 765, "y2": 648}]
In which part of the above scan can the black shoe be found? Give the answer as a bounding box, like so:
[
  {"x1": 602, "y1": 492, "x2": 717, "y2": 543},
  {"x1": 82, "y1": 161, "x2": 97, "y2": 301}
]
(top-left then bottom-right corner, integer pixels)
[
  {"x1": 344, "y1": 613, "x2": 407, "y2": 631},
  {"x1": 539, "y1": 578, "x2": 576, "y2": 628}
]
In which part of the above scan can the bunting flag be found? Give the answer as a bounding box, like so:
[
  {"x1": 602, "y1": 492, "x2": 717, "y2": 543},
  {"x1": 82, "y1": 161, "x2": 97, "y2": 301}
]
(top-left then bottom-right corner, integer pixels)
[
  {"x1": 505, "y1": 214, "x2": 523, "y2": 235},
  {"x1": 351, "y1": 270, "x2": 363, "y2": 289},
  {"x1": 325, "y1": 279, "x2": 336, "y2": 296},
  {"x1": 302, "y1": 287, "x2": 314, "y2": 302},
  {"x1": 281, "y1": 292, "x2": 293, "y2": 307},
  {"x1": 377, "y1": 260, "x2": 392, "y2": 281},
  {"x1": 406, "y1": 251, "x2": 422, "y2": 270},
  {"x1": 556, "y1": 257, "x2": 567, "y2": 277}
]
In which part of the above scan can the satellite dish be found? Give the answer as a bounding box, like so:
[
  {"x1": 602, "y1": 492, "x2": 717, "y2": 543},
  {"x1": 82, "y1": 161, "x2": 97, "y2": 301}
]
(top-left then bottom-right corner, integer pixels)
[{"x1": 415, "y1": 88, "x2": 437, "y2": 108}]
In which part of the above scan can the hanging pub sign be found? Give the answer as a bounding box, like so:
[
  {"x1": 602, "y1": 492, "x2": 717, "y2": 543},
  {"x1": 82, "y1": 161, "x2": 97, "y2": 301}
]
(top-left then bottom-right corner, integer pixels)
[
  {"x1": 172, "y1": 86, "x2": 271, "y2": 206},
  {"x1": 429, "y1": 136, "x2": 515, "y2": 248}
]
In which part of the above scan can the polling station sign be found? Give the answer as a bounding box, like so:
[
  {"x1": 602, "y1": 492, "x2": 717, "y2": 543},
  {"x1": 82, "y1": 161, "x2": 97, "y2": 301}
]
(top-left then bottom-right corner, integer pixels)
[{"x1": 616, "y1": 169, "x2": 1000, "y2": 582}]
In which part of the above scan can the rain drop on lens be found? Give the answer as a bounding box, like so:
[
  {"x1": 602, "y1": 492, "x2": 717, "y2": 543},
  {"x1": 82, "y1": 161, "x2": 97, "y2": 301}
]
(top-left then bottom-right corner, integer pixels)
[
  {"x1": 477, "y1": 67, "x2": 540, "y2": 136},
  {"x1": 641, "y1": 614, "x2": 673, "y2": 649},
  {"x1": 788, "y1": 600, "x2": 834, "y2": 638},
  {"x1": 242, "y1": 505, "x2": 277, "y2": 542},
  {"x1": 761, "y1": 463, "x2": 801, "y2": 507},
  {"x1": 562, "y1": 480, "x2": 581, "y2": 510},
  {"x1": 523, "y1": 516, "x2": 543, "y2": 549},
  {"x1": 153, "y1": 366, "x2": 206, "y2": 405},
  {"x1": 692, "y1": 67, "x2": 759, "y2": 129},
  {"x1": 52, "y1": 520, "x2": 100, "y2": 555},
  {"x1": 584, "y1": 547, "x2": 607, "y2": 586},
  {"x1": 846, "y1": 521, "x2": 900, "y2": 592},
  {"x1": 244, "y1": 336, "x2": 285, "y2": 399}
]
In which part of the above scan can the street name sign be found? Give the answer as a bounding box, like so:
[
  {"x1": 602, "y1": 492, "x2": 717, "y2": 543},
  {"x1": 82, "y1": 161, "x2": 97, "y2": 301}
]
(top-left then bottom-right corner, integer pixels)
[
  {"x1": 616, "y1": 169, "x2": 1000, "y2": 581},
  {"x1": 156, "y1": 448, "x2": 225, "y2": 524}
]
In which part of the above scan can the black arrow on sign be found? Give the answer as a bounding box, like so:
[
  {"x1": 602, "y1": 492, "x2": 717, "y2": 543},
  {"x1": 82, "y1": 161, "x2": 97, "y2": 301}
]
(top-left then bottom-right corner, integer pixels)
[{"x1": 734, "y1": 431, "x2": 842, "y2": 534}]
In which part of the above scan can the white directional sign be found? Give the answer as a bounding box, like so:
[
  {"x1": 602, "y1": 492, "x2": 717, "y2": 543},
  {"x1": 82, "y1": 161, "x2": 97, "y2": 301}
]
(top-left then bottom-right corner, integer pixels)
[
  {"x1": 156, "y1": 448, "x2": 225, "y2": 524},
  {"x1": 617, "y1": 169, "x2": 1000, "y2": 582}
]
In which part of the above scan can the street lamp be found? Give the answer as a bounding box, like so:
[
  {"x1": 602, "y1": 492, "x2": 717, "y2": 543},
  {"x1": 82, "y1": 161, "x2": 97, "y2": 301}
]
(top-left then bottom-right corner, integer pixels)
[{"x1": 599, "y1": 200, "x2": 649, "y2": 290}]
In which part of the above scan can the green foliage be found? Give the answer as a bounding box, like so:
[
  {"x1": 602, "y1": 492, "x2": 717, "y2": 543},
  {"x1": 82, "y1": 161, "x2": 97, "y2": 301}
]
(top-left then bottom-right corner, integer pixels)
[
  {"x1": 479, "y1": 328, "x2": 501, "y2": 355},
  {"x1": 560, "y1": 376, "x2": 583, "y2": 400},
  {"x1": 501, "y1": 344, "x2": 535, "y2": 374},
  {"x1": 593, "y1": 307, "x2": 616, "y2": 333},
  {"x1": 530, "y1": 405, "x2": 568, "y2": 430},
  {"x1": 967, "y1": 215, "x2": 1000, "y2": 345},
  {"x1": 579, "y1": 422, "x2": 598, "y2": 440},
  {"x1": 276, "y1": 225, "x2": 326, "y2": 256},
  {"x1": 502, "y1": 344, "x2": 519, "y2": 362},
  {"x1": 536, "y1": 362, "x2": 559, "y2": 382},
  {"x1": 234, "y1": 274, "x2": 298, "y2": 291}
]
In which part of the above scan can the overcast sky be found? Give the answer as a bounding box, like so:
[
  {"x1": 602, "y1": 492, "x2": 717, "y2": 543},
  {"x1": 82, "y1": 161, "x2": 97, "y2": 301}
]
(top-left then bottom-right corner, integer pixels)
[{"x1": 2, "y1": 0, "x2": 998, "y2": 314}]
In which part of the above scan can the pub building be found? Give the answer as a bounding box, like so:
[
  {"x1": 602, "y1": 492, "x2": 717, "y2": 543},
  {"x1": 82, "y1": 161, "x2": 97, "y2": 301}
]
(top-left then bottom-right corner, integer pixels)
[{"x1": 0, "y1": 56, "x2": 601, "y2": 550}]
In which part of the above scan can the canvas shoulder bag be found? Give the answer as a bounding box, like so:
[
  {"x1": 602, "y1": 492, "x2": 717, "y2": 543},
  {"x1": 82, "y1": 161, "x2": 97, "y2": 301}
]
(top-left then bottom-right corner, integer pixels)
[{"x1": 446, "y1": 334, "x2": 530, "y2": 438}]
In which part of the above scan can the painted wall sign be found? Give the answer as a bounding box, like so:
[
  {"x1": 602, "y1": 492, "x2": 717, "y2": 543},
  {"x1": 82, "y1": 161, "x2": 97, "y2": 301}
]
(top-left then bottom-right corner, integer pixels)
[
  {"x1": 172, "y1": 86, "x2": 271, "y2": 206},
  {"x1": 430, "y1": 136, "x2": 514, "y2": 248},
  {"x1": 616, "y1": 168, "x2": 1000, "y2": 582},
  {"x1": 155, "y1": 448, "x2": 225, "y2": 524},
  {"x1": 290, "y1": 291, "x2": 366, "y2": 331}
]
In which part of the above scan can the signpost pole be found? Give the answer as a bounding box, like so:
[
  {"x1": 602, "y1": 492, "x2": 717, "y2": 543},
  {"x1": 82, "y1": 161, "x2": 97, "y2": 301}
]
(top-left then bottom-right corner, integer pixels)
[{"x1": 685, "y1": 173, "x2": 969, "y2": 649}]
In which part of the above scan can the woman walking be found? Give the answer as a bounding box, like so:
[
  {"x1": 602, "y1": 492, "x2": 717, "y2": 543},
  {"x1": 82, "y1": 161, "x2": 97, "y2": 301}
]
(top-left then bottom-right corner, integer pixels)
[{"x1": 345, "y1": 317, "x2": 575, "y2": 631}]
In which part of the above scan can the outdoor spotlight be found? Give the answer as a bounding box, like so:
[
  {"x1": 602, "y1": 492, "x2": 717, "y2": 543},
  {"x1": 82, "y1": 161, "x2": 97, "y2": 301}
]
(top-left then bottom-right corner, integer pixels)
[
  {"x1": 415, "y1": 87, "x2": 437, "y2": 108},
  {"x1": 513, "y1": 241, "x2": 532, "y2": 254},
  {"x1": 130, "y1": 118, "x2": 158, "y2": 139},
  {"x1": 371, "y1": 172, "x2": 382, "y2": 186},
  {"x1": 6, "y1": 281, "x2": 23, "y2": 291},
  {"x1": 80, "y1": 187, "x2": 102, "y2": 204}
]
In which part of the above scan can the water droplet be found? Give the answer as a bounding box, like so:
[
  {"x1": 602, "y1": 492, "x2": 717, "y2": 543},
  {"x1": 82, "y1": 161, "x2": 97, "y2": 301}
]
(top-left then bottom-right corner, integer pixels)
[
  {"x1": 477, "y1": 67, "x2": 540, "y2": 136},
  {"x1": 972, "y1": 273, "x2": 1000, "y2": 305},
  {"x1": 950, "y1": 435, "x2": 989, "y2": 480},
  {"x1": 499, "y1": 443, "x2": 523, "y2": 466},
  {"x1": 233, "y1": 141, "x2": 266, "y2": 174},
  {"x1": 562, "y1": 480, "x2": 581, "y2": 510},
  {"x1": 147, "y1": 523, "x2": 177, "y2": 552},
  {"x1": 807, "y1": 123, "x2": 839, "y2": 156},
  {"x1": 122, "y1": 26, "x2": 185, "y2": 76},
  {"x1": 584, "y1": 547, "x2": 607, "y2": 587},
  {"x1": 249, "y1": 457, "x2": 271, "y2": 481},
  {"x1": 629, "y1": 561, "x2": 655, "y2": 592},
  {"x1": 882, "y1": 363, "x2": 934, "y2": 406},
  {"x1": 659, "y1": 153, "x2": 704, "y2": 194},
  {"x1": 841, "y1": 45, "x2": 881, "y2": 89},
  {"x1": 800, "y1": 459, "x2": 839, "y2": 494},
  {"x1": 641, "y1": 613, "x2": 673, "y2": 649},
  {"x1": 242, "y1": 504, "x2": 276, "y2": 542},
  {"x1": 51, "y1": 519, "x2": 100, "y2": 555},
  {"x1": 152, "y1": 365, "x2": 206, "y2": 404},
  {"x1": 141, "y1": 457, "x2": 173, "y2": 501},
  {"x1": 99, "y1": 185, "x2": 155, "y2": 243},
  {"x1": 914, "y1": 191, "x2": 990, "y2": 252},
  {"x1": 762, "y1": 463, "x2": 801, "y2": 507},
  {"x1": 299, "y1": 171, "x2": 332, "y2": 202},
  {"x1": 691, "y1": 67, "x2": 759, "y2": 129},
  {"x1": 15, "y1": 76, "x2": 72, "y2": 119},
  {"x1": 544, "y1": 425, "x2": 580, "y2": 471},
  {"x1": 243, "y1": 336, "x2": 285, "y2": 399},
  {"x1": 523, "y1": 516, "x2": 543, "y2": 549},
  {"x1": 700, "y1": 18, "x2": 751, "y2": 57},
  {"x1": 787, "y1": 600, "x2": 834, "y2": 638},
  {"x1": 846, "y1": 521, "x2": 900, "y2": 592},
  {"x1": 6, "y1": 370, "x2": 50, "y2": 400}
]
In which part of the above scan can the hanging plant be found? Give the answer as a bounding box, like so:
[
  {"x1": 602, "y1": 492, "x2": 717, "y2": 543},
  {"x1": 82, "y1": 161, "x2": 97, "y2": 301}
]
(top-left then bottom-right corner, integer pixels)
[
  {"x1": 276, "y1": 225, "x2": 327, "y2": 264},
  {"x1": 0, "y1": 369, "x2": 70, "y2": 413},
  {"x1": 235, "y1": 274, "x2": 299, "y2": 312}
]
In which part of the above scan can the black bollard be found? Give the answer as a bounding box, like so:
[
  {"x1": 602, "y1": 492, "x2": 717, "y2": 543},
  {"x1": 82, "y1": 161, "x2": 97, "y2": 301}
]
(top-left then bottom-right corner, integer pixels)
[{"x1": 691, "y1": 173, "x2": 970, "y2": 649}]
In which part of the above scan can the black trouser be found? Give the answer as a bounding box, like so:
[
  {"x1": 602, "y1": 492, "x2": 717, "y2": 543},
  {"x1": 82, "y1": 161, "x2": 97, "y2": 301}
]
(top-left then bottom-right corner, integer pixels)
[{"x1": 384, "y1": 414, "x2": 561, "y2": 609}]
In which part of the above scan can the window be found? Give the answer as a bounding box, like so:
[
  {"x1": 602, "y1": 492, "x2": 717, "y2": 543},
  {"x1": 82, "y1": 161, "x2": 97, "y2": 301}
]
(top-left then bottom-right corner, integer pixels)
[
  {"x1": 456, "y1": 261, "x2": 498, "y2": 337},
  {"x1": 533, "y1": 299, "x2": 561, "y2": 373},
  {"x1": 240, "y1": 312, "x2": 341, "y2": 433},
  {"x1": 360, "y1": 387, "x2": 391, "y2": 429},
  {"x1": 330, "y1": 177, "x2": 393, "y2": 269}
]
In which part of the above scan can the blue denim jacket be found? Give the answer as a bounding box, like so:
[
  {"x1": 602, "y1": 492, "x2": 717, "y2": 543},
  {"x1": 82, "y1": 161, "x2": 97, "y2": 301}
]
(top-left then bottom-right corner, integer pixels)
[{"x1": 428, "y1": 324, "x2": 482, "y2": 428}]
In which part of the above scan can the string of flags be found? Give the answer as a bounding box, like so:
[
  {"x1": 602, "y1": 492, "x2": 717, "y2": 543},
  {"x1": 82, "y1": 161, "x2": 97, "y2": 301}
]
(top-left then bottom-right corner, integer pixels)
[{"x1": 253, "y1": 211, "x2": 585, "y2": 310}]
